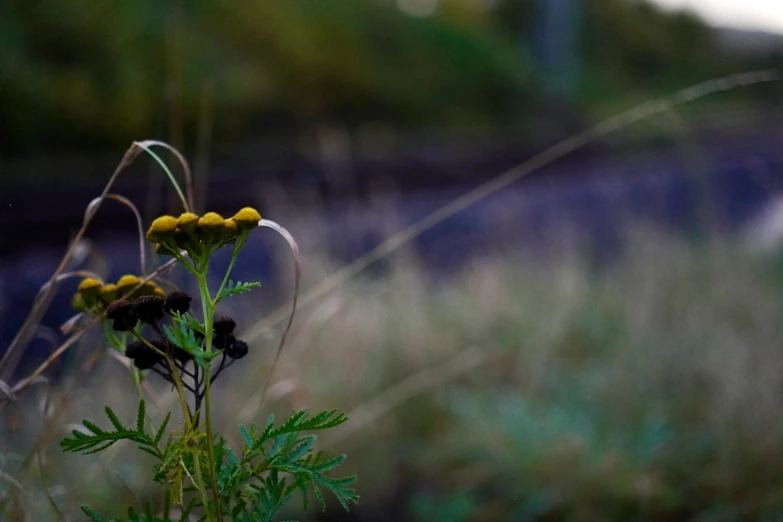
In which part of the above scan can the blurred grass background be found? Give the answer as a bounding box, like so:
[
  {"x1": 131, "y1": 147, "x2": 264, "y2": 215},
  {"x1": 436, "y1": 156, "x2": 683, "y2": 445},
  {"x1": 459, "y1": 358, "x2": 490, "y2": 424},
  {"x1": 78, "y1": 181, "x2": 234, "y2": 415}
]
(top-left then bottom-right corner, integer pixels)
[
  {"x1": 2, "y1": 0, "x2": 783, "y2": 520},
  {"x1": 7, "y1": 232, "x2": 783, "y2": 520}
]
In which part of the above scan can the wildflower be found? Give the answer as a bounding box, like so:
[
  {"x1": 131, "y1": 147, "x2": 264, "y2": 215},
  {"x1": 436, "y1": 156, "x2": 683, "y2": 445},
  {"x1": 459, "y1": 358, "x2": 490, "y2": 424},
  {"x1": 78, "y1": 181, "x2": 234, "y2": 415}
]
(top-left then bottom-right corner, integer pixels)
[
  {"x1": 132, "y1": 296, "x2": 165, "y2": 324},
  {"x1": 177, "y1": 212, "x2": 199, "y2": 235},
  {"x1": 116, "y1": 275, "x2": 142, "y2": 298},
  {"x1": 155, "y1": 243, "x2": 174, "y2": 256},
  {"x1": 232, "y1": 207, "x2": 261, "y2": 229},
  {"x1": 146, "y1": 215, "x2": 179, "y2": 243},
  {"x1": 213, "y1": 316, "x2": 236, "y2": 336},
  {"x1": 164, "y1": 290, "x2": 192, "y2": 315},
  {"x1": 105, "y1": 299, "x2": 138, "y2": 332},
  {"x1": 77, "y1": 278, "x2": 102, "y2": 296},
  {"x1": 140, "y1": 281, "x2": 166, "y2": 298},
  {"x1": 126, "y1": 339, "x2": 162, "y2": 369},
  {"x1": 213, "y1": 333, "x2": 235, "y2": 351},
  {"x1": 71, "y1": 293, "x2": 87, "y2": 312},
  {"x1": 99, "y1": 283, "x2": 119, "y2": 305},
  {"x1": 222, "y1": 218, "x2": 239, "y2": 240},
  {"x1": 139, "y1": 281, "x2": 159, "y2": 297},
  {"x1": 226, "y1": 339, "x2": 249, "y2": 359},
  {"x1": 77, "y1": 278, "x2": 103, "y2": 307},
  {"x1": 197, "y1": 212, "x2": 225, "y2": 233}
]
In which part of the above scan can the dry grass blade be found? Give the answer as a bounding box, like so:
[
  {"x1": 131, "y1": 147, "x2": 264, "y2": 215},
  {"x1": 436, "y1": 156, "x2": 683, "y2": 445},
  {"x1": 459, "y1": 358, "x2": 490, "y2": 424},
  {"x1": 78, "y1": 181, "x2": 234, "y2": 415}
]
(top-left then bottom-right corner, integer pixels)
[
  {"x1": 36, "y1": 449, "x2": 65, "y2": 522},
  {"x1": 34, "y1": 271, "x2": 104, "y2": 302},
  {"x1": 327, "y1": 346, "x2": 488, "y2": 445},
  {"x1": 0, "y1": 379, "x2": 16, "y2": 402},
  {"x1": 242, "y1": 69, "x2": 780, "y2": 346},
  {"x1": 0, "y1": 143, "x2": 144, "y2": 379},
  {"x1": 1, "y1": 258, "x2": 180, "y2": 410},
  {"x1": 0, "y1": 470, "x2": 31, "y2": 522},
  {"x1": 134, "y1": 140, "x2": 195, "y2": 212},
  {"x1": 84, "y1": 194, "x2": 148, "y2": 275},
  {"x1": 254, "y1": 219, "x2": 301, "y2": 410}
]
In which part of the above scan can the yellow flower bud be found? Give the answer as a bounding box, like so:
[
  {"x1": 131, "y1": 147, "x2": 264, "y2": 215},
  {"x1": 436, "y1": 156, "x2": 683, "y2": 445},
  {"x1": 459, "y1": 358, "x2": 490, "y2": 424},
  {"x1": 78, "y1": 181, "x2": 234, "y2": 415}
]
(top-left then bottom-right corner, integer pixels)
[
  {"x1": 116, "y1": 274, "x2": 142, "y2": 297},
  {"x1": 139, "y1": 281, "x2": 159, "y2": 297},
  {"x1": 155, "y1": 243, "x2": 174, "y2": 256},
  {"x1": 177, "y1": 212, "x2": 199, "y2": 234},
  {"x1": 77, "y1": 278, "x2": 103, "y2": 307},
  {"x1": 99, "y1": 283, "x2": 119, "y2": 305},
  {"x1": 71, "y1": 292, "x2": 87, "y2": 312},
  {"x1": 232, "y1": 207, "x2": 262, "y2": 229},
  {"x1": 198, "y1": 212, "x2": 225, "y2": 231},
  {"x1": 77, "y1": 277, "x2": 102, "y2": 293},
  {"x1": 222, "y1": 217, "x2": 239, "y2": 239},
  {"x1": 146, "y1": 215, "x2": 179, "y2": 243}
]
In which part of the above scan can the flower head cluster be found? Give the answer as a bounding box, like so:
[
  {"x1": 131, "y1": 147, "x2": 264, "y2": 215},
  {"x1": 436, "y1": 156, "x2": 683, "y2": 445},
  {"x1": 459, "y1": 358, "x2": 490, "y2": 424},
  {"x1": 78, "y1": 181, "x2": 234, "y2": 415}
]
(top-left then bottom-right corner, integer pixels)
[
  {"x1": 71, "y1": 275, "x2": 165, "y2": 314},
  {"x1": 146, "y1": 207, "x2": 261, "y2": 256},
  {"x1": 103, "y1": 290, "x2": 191, "y2": 333}
]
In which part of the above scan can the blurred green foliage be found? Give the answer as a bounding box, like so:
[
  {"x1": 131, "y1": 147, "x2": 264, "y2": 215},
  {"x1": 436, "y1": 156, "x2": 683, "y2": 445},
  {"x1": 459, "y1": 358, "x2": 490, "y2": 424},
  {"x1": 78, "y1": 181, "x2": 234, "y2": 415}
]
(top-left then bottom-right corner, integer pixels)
[{"x1": 0, "y1": 0, "x2": 769, "y2": 157}]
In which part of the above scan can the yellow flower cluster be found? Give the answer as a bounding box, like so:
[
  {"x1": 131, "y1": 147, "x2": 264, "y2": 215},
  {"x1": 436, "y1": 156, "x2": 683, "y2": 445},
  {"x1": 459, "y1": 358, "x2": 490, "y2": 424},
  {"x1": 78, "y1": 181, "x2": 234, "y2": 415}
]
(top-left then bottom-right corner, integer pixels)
[
  {"x1": 146, "y1": 207, "x2": 261, "y2": 254},
  {"x1": 71, "y1": 275, "x2": 165, "y2": 312}
]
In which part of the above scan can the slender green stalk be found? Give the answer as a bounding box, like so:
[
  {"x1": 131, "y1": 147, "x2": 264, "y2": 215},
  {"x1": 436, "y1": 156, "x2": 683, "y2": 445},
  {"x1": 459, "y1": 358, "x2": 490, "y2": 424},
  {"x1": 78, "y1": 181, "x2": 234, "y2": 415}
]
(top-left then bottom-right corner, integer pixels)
[
  {"x1": 129, "y1": 331, "x2": 213, "y2": 520},
  {"x1": 215, "y1": 234, "x2": 246, "y2": 301},
  {"x1": 194, "y1": 255, "x2": 223, "y2": 521}
]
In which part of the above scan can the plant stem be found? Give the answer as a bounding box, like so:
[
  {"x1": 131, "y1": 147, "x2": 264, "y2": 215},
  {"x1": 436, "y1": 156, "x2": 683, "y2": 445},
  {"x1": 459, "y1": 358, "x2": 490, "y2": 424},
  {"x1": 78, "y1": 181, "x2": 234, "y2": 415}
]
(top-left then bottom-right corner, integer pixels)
[
  {"x1": 215, "y1": 235, "x2": 245, "y2": 301},
  {"x1": 130, "y1": 330, "x2": 212, "y2": 518},
  {"x1": 195, "y1": 262, "x2": 223, "y2": 521}
]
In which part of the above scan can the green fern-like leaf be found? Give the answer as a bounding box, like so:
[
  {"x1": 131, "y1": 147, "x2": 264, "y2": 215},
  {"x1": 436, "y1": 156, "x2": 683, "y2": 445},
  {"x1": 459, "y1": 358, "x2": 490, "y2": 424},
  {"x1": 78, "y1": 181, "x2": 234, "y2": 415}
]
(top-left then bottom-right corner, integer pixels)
[
  {"x1": 247, "y1": 410, "x2": 348, "y2": 447},
  {"x1": 136, "y1": 400, "x2": 146, "y2": 433},
  {"x1": 154, "y1": 412, "x2": 172, "y2": 445},
  {"x1": 171, "y1": 311, "x2": 205, "y2": 335},
  {"x1": 82, "y1": 506, "x2": 111, "y2": 522},
  {"x1": 231, "y1": 410, "x2": 357, "y2": 517},
  {"x1": 60, "y1": 400, "x2": 162, "y2": 458},
  {"x1": 216, "y1": 280, "x2": 260, "y2": 302}
]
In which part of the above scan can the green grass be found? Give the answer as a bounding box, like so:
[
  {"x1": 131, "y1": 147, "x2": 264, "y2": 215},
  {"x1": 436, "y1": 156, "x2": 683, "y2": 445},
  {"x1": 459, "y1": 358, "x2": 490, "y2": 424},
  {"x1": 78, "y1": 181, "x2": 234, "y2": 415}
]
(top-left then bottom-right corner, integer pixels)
[{"x1": 6, "y1": 229, "x2": 783, "y2": 520}]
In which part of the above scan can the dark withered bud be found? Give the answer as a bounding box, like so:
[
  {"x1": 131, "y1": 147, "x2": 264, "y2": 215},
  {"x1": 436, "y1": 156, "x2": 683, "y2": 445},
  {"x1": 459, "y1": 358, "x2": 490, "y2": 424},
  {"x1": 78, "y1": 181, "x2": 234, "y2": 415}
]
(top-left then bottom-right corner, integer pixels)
[
  {"x1": 106, "y1": 299, "x2": 138, "y2": 331},
  {"x1": 126, "y1": 339, "x2": 162, "y2": 369},
  {"x1": 106, "y1": 299, "x2": 133, "y2": 320},
  {"x1": 214, "y1": 333, "x2": 235, "y2": 351},
  {"x1": 166, "y1": 339, "x2": 195, "y2": 363},
  {"x1": 132, "y1": 295, "x2": 165, "y2": 324},
  {"x1": 226, "y1": 339, "x2": 249, "y2": 359},
  {"x1": 164, "y1": 290, "x2": 192, "y2": 315},
  {"x1": 213, "y1": 316, "x2": 236, "y2": 336},
  {"x1": 174, "y1": 346, "x2": 194, "y2": 362}
]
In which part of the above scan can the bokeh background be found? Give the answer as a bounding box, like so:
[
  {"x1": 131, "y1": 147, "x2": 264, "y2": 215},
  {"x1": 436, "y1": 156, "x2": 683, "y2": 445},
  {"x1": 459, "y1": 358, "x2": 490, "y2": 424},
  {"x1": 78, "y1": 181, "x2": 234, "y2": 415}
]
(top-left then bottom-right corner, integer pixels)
[{"x1": 2, "y1": 0, "x2": 783, "y2": 520}]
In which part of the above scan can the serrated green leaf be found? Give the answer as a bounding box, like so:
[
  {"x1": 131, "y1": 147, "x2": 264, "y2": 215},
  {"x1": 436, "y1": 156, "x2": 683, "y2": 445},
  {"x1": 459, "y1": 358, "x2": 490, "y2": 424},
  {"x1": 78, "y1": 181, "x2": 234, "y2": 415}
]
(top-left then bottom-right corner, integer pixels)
[
  {"x1": 136, "y1": 399, "x2": 146, "y2": 433},
  {"x1": 239, "y1": 424, "x2": 254, "y2": 451},
  {"x1": 171, "y1": 311, "x2": 205, "y2": 335},
  {"x1": 216, "y1": 280, "x2": 260, "y2": 302},
  {"x1": 155, "y1": 412, "x2": 172, "y2": 444},
  {"x1": 105, "y1": 406, "x2": 124, "y2": 432},
  {"x1": 81, "y1": 506, "x2": 110, "y2": 522},
  {"x1": 82, "y1": 420, "x2": 104, "y2": 435}
]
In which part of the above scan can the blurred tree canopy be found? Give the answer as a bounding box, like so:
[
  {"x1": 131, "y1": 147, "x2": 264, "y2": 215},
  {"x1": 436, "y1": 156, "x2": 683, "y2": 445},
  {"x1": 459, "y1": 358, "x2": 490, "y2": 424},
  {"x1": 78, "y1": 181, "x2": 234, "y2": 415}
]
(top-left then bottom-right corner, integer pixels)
[{"x1": 0, "y1": 0, "x2": 768, "y2": 157}]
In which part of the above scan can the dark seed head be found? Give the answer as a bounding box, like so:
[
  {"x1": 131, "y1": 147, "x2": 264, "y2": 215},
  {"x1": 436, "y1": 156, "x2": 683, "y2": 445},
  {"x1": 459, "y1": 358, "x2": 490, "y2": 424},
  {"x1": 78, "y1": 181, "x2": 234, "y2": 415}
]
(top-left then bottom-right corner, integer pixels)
[
  {"x1": 105, "y1": 299, "x2": 133, "y2": 320},
  {"x1": 214, "y1": 333, "x2": 235, "y2": 351},
  {"x1": 213, "y1": 316, "x2": 236, "y2": 336},
  {"x1": 112, "y1": 316, "x2": 138, "y2": 332},
  {"x1": 164, "y1": 290, "x2": 192, "y2": 315},
  {"x1": 226, "y1": 339, "x2": 249, "y2": 359},
  {"x1": 125, "y1": 340, "x2": 145, "y2": 359},
  {"x1": 132, "y1": 295, "x2": 165, "y2": 324},
  {"x1": 126, "y1": 339, "x2": 162, "y2": 369}
]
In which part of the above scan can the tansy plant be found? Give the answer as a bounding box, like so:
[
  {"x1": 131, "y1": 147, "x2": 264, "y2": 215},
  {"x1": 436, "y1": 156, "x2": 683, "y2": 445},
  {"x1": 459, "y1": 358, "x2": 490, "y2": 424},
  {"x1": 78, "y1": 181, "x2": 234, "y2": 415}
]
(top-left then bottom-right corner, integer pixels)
[{"x1": 60, "y1": 156, "x2": 357, "y2": 520}]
